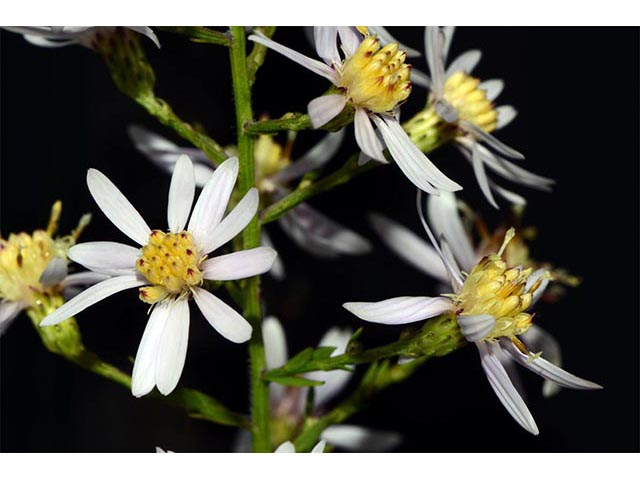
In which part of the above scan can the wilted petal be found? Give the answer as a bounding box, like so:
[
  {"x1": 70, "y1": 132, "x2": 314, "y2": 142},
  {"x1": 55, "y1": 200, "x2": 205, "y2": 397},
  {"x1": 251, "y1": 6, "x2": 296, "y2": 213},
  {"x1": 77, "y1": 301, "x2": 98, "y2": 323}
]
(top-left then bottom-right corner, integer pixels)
[
  {"x1": 489, "y1": 180, "x2": 527, "y2": 206},
  {"x1": 280, "y1": 203, "x2": 371, "y2": 258},
  {"x1": 202, "y1": 247, "x2": 277, "y2": 281},
  {"x1": 39, "y1": 275, "x2": 146, "y2": 327},
  {"x1": 500, "y1": 338, "x2": 602, "y2": 391},
  {"x1": 69, "y1": 242, "x2": 139, "y2": 276},
  {"x1": 343, "y1": 296, "x2": 452, "y2": 325},
  {"x1": 248, "y1": 32, "x2": 339, "y2": 84},
  {"x1": 410, "y1": 68, "x2": 431, "y2": 89},
  {"x1": 471, "y1": 142, "x2": 500, "y2": 209},
  {"x1": 368, "y1": 212, "x2": 448, "y2": 282},
  {"x1": 192, "y1": 288, "x2": 252, "y2": 343},
  {"x1": 200, "y1": 188, "x2": 258, "y2": 254},
  {"x1": 308, "y1": 94, "x2": 347, "y2": 128},
  {"x1": 188, "y1": 156, "x2": 238, "y2": 247},
  {"x1": 155, "y1": 300, "x2": 190, "y2": 395},
  {"x1": 521, "y1": 324, "x2": 562, "y2": 398},
  {"x1": 477, "y1": 341, "x2": 539, "y2": 435},
  {"x1": 87, "y1": 169, "x2": 151, "y2": 246},
  {"x1": 461, "y1": 120, "x2": 524, "y2": 160},
  {"x1": 131, "y1": 301, "x2": 171, "y2": 397},
  {"x1": 167, "y1": 155, "x2": 195, "y2": 233},
  {"x1": 457, "y1": 314, "x2": 496, "y2": 342},
  {"x1": 321, "y1": 425, "x2": 402, "y2": 452}
]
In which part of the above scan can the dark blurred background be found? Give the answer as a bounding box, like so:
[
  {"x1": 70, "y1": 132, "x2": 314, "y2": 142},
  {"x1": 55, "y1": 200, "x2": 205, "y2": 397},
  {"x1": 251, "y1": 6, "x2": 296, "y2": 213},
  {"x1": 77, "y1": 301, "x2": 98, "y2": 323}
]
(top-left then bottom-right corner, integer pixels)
[{"x1": 1, "y1": 27, "x2": 638, "y2": 452}]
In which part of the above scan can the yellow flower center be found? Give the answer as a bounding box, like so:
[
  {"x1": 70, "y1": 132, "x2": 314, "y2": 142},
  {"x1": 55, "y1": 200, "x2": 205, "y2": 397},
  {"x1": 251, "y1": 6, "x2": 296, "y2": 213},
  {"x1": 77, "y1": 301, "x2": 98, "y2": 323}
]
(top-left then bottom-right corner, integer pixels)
[
  {"x1": 339, "y1": 36, "x2": 412, "y2": 113},
  {"x1": 454, "y1": 229, "x2": 545, "y2": 340},
  {"x1": 0, "y1": 231, "x2": 61, "y2": 304},
  {"x1": 254, "y1": 134, "x2": 291, "y2": 195},
  {"x1": 443, "y1": 71, "x2": 498, "y2": 133},
  {"x1": 136, "y1": 230, "x2": 204, "y2": 304}
]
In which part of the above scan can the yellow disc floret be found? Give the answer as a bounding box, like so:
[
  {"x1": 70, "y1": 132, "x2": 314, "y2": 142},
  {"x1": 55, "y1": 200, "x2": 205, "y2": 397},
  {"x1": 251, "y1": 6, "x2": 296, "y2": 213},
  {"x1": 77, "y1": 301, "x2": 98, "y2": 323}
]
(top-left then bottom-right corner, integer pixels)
[
  {"x1": 443, "y1": 71, "x2": 498, "y2": 133},
  {"x1": 454, "y1": 228, "x2": 545, "y2": 340},
  {"x1": 254, "y1": 134, "x2": 292, "y2": 195},
  {"x1": 136, "y1": 230, "x2": 203, "y2": 304},
  {"x1": 339, "y1": 36, "x2": 412, "y2": 113}
]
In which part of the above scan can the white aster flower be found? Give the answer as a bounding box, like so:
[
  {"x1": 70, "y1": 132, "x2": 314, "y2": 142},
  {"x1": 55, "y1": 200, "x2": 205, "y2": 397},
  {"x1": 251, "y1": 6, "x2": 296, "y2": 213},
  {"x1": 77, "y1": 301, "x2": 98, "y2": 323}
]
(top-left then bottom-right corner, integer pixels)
[
  {"x1": 409, "y1": 26, "x2": 553, "y2": 207},
  {"x1": 345, "y1": 192, "x2": 601, "y2": 435},
  {"x1": 128, "y1": 125, "x2": 371, "y2": 280},
  {"x1": 262, "y1": 316, "x2": 402, "y2": 452},
  {"x1": 248, "y1": 27, "x2": 462, "y2": 195},
  {"x1": 39, "y1": 155, "x2": 277, "y2": 397},
  {"x1": 369, "y1": 192, "x2": 576, "y2": 398},
  {"x1": 2, "y1": 26, "x2": 160, "y2": 49},
  {"x1": 0, "y1": 201, "x2": 104, "y2": 334},
  {"x1": 274, "y1": 440, "x2": 326, "y2": 453}
]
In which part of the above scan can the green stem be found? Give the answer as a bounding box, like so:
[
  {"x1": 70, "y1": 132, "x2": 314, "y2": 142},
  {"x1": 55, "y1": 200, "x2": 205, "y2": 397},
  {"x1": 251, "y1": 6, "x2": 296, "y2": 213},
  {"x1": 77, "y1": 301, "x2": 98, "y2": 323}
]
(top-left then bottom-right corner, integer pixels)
[
  {"x1": 158, "y1": 27, "x2": 232, "y2": 46},
  {"x1": 28, "y1": 303, "x2": 248, "y2": 429},
  {"x1": 246, "y1": 112, "x2": 312, "y2": 134},
  {"x1": 261, "y1": 154, "x2": 377, "y2": 224},
  {"x1": 294, "y1": 358, "x2": 426, "y2": 452},
  {"x1": 247, "y1": 27, "x2": 277, "y2": 86},
  {"x1": 229, "y1": 26, "x2": 271, "y2": 453},
  {"x1": 264, "y1": 313, "x2": 466, "y2": 382}
]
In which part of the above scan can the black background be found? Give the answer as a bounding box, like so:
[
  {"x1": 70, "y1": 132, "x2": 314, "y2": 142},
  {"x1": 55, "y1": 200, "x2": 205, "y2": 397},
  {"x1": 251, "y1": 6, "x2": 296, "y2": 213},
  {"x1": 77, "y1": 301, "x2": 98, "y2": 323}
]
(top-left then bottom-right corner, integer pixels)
[{"x1": 1, "y1": 27, "x2": 638, "y2": 452}]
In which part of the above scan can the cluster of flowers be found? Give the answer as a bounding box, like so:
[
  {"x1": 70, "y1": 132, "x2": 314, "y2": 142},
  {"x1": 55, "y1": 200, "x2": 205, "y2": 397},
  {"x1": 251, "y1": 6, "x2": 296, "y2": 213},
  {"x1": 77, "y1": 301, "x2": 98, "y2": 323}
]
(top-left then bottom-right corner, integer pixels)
[{"x1": 0, "y1": 26, "x2": 600, "y2": 451}]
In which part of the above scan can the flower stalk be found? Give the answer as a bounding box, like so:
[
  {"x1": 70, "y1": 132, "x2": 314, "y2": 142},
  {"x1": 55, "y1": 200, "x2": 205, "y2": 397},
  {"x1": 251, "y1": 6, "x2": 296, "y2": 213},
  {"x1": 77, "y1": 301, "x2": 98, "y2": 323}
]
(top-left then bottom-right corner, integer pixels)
[{"x1": 229, "y1": 26, "x2": 271, "y2": 452}]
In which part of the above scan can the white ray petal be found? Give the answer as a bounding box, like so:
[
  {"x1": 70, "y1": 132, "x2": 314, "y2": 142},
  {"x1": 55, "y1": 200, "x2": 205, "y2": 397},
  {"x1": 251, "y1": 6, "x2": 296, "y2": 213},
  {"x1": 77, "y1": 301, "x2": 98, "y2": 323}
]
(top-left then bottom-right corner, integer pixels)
[
  {"x1": 424, "y1": 27, "x2": 446, "y2": 95},
  {"x1": 496, "y1": 106, "x2": 518, "y2": 130},
  {"x1": 308, "y1": 327, "x2": 353, "y2": 408},
  {"x1": 155, "y1": 299, "x2": 190, "y2": 395},
  {"x1": 202, "y1": 247, "x2": 277, "y2": 281},
  {"x1": 188, "y1": 156, "x2": 238, "y2": 247},
  {"x1": 0, "y1": 301, "x2": 24, "y2": 334},
  {"x1": 337, "y1": 27, "x2": 362, "y2": 58},
  {"x1": 273, "y1": 130, "x2": 345, "y2": 183},
  {"x1": 248, "y1": 32, "x2": 339, "y2": 84},
  {"x1": 308, "y1": 94, "x2": 347, "y2": 129},
  {"x1": 87, "y1": 169, "x2": 151, "y2": 246},
  {"x1": 39, "y1": 257, "x2": 68, "y2": 287},
  {"x1": 369, "y1": 213, "x2": 448, "y2": 282},
  {"x1": 477, "y1": 341, "x2": 539, "y2": 435},
  {"x1": 263, "y1": 316, "x2": 288, "y2": 370},
  {"x1": 343, "y1": 296, "x2": 452, "y2": 325},
  {"x1": 445, "y1": 49, "x2": 482, "y2": 77},
  {"x1": 354, "y1": 109, "x2": 386, "y2": 162},
  {"x1": 23, "y1": 35, "x2": 77, "y2": 47},
  {"x1": 280, "y1": 203, "x2": 371, "y2": 258},
  {"x1": 311, "y1": 440, "x2": 326, "y2": 453},
  {"x1": 521, "y1": 324, "x2": 562, "y2": 398},
  {"x1": 61, "y1": 272, "x2": 111, "y2": 289},
  {"x1": 440, "y1": 26, "x2": 456, "y2": 62},
  {"x1": 374, "y1": 116, "x2": 462, "y2": 193},
  {"x1": 489, "y1": 180, "x2": 527, "y2": 206},
  {"x1": 192, "y1": 288, "x2": 252, "y2": 343},
  {"x1": 274, "y1": 441, "x2": 296, "y2": 453},
  {"x1": 131, "y1": 301, "x2": 171, "y2": 397},
  {"x1": 367, "y1": 26, "x2": 421, "y2": 57},
  {"x1": 471, "y1": 142, "x2": 500, "y2": 209},
  {"x1": 200, "y1": 188, "x2": 258, "y2": 254},
  {"x1": 427, "y1": 191, "x2": 477, "y2": 272},
  {"x1": 314, "y1": 26, "x2": 340, "y2": 65},
  {"x1": 69, "y1": 242, "x2": 139, "y2": 276},
  {"x1": 321, "y1": 425, "x2": 402, "y2": 452},
  {"x1": 167, "y1": 155, "x2": 195, "y2": 233},
  {"x1": 39, "y1": 275, "x2": 146, "y2": 327},
  {"x1": 479, "y1": 79, "x2": 504, "y2": 102},
  {"x1": 460, "y1": 120, "x2": 525, "y2": 160},
  {"x1": 500, "y1": 339, "x2": 602, "y2": 391},
  {"x1": 457, "y1": 314, "x2": 496, "y2": 342}
]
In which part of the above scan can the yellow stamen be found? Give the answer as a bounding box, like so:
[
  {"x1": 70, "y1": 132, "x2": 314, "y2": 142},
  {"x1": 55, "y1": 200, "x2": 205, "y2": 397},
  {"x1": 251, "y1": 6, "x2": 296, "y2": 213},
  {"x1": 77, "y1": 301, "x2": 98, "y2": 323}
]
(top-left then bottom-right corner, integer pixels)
[
  {"x1": 339, "y1": 36, "x2": 412, "y2": 113},
  {"x1": 136, "y1": 230, "x2": 203, "y2": 304},
  {"x1": 443, "y1": 71, "x2": 498, "y2": 133}
]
